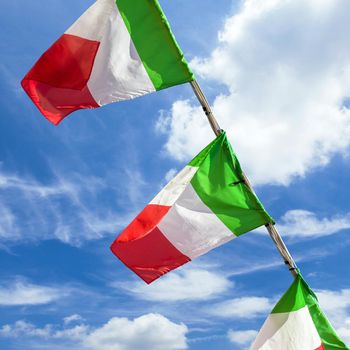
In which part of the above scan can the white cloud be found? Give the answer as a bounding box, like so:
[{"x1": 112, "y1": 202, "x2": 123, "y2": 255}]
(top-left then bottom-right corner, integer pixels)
[
  {"x1": 122, "y1": 168, "x2": 147, "y2": 209},
  {"x1": 209, "y1": 296, "x2": 273, "y2": 319},
  {"x1": 0, "y1": 319, "x2": 88, "y2": 341},
  {"x1": 227, "y1": 260, "x2": 282, "y2": 277},
  {"x1": 1, "y1": 314, "x2": 188, "y2": 350},
  {"x1": 0, "y1": 173, "x2": 70, "y2": 197},
  {"x1": 0, "y1": 169, "x2": 133, "y2": 246},
  {"x1": 54, "y1": 324, "x2": 89, "y2": 341},
  {"x1": 158, "y1": 0, "x2": 350, "y2": 185},
  {"x1": 0, "y1": 280, "x2": 65, "y2": 306},
  {"x1": 0, "y1": 320, "x2": 52, "y2": 338},
  {"x1": 317, "y1": 288, "x2": 350, "y2": 345},
  {"x1": 83, "y1": 314, "x2": 188, "y2": 350},
  {"x1": 317, "y1": 288, "x2": 350, "y2": 318},
  {"x1": 228, "y1": 329, "x2": 258, "y2": 346},
  {"x1": 164, "y1": 168, "x2": 178, "y2": 183},
  {"x1": 64, "y1": 314, "x2": 84, "y2": 325},
  {"x1": 337, "y1": 318, "x2": 350, "y2": 346},
  {"x1": 122, "y1": 268, "x2": 232, "y2": 302},
  {"x1": 0, "y1": 203, "x2": 19, "y2": 240},
  {"x1": 275, "y1": 210, "x2": 350, "y2": 237}
]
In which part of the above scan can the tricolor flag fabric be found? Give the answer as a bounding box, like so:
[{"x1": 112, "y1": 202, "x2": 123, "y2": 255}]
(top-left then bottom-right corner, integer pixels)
[
  {"x1": 21, "y1": 0, "x2": 193, "y2": 125},
  {"x1": 111, "y1": 132, "x2": 274, "y2": 283},
  {"x1": 251, "y1": 275, "x2": 349, "y2": 350}
]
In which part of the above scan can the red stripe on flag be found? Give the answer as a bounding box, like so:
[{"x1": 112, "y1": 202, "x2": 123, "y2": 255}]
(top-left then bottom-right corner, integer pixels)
[
  {"x1": 111, "y1": 204, "x2": 190, "y2": 283},
  {"x1": 116, "y1": 204, "x2": 171, "y2": 242},
  {"x1": 315, "y1": 345, "x2": 325, "y2": 350},
  {"x1": 111, "y1": 226, "x2": 190, "y2": 284},
  {"x1": 21, "y1": 34, "x2": 100, "y2": 125}
]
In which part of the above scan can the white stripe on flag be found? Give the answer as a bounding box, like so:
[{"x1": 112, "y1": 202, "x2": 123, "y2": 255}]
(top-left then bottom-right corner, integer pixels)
[
  {"x1": 158, "y1": 184, "x2": 235, "y2": 259},
  {"x1": 250, "y1": 306, "x2": 322, "y2": 350},
  {"x1": 66, "y1": 0, "x2": 114, "y2": 41},
  {"x1": 150, "y1": 166, "x2": 199, "y2": 207},
  {"x1": 66, "y1": 0, "x2": 155, "y2": 105}
]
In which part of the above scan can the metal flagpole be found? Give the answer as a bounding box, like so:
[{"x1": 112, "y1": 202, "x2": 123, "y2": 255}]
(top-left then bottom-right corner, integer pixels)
[{"x1": 190, "y1": 80, "x2": 298, "y2": 277}]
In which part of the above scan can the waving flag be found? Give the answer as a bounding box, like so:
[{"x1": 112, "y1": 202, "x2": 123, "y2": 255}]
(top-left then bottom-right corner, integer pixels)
[
  {"x1": 251, "y1": 275, "x2": 349, "y2": 350},
  {"x1": 111, "y1": 132, "x2": 273, "y2": 283},
  {"x1": 21, "y1": 0, "x2": 193, "y2": 125}
]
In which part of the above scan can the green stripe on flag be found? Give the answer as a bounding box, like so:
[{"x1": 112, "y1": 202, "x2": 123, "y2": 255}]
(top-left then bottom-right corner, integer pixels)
[
  {"x1": 188, "y1": 137, "x2": 218, "y2": 167},
  {"x1": 115, "y1": 0, "x2": 194, "y2": 90},
  {"x1": 300, "y1": 277, "x2": 350, "y2": 350},
  {"x1": 272, "y1": 275, "x2": 349, "y2": 350},
  {"x1": 190, "y1": 132, "x2": 274, "y2": 236},
  {"x1": 272, "y1": 277, "x2": 306, "y2": 314}
]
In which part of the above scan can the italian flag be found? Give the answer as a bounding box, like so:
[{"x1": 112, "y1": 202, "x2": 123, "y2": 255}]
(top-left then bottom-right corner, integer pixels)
[
  {"x1": 111, "y1": 132, "x2": 273, "y2": 283},
  {"x1": 21, "y1": 0, "x2": 193, "y2": 125},
  {"x1": 251, "y1": 275, "x2": 349, "y2": 350}
]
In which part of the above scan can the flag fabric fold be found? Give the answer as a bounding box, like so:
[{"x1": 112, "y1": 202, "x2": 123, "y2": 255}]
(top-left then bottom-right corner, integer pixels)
[
  {"x1": 251, "y1": 275, "x2": 349, "y2": 350},
  {"x1": 21, "y1": 0, "x2": 194, "y2": 125},
  {"x1": 111, "y1": 132, "x2": 274, "y2": 283}
]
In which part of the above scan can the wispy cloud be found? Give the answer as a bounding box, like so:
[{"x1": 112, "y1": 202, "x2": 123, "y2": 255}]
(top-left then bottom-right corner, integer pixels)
[
  {"x1": 253, "y1": 209, "x2": 350, "y2": 241},
  {"x1": 63, "y1": 314, "x2": 84, "y2": 326},
  {"x1": 0, "y1": 202, "x2": 20, "y2": 240},
  {"x1": 164, "y1": 168, "x2": 178, "y2": 183},
  {"x1": 0, "y1": 319, "x2": 88, "y2": 341},
  {"x1": 0, "y1": 320, "x2": 53, "y2": 338},
  {"x1": 227, "y1": 260, "x2": 282, "y2": 277},
  {"x1": 0, "y1": 279, "x2": 67, "y2": 306},
  {"x1": 227, "y1": 329, "x2": 258, "y2": 347},
  {"x1": 0, "y1": 172, "x2": 74, "y2": 197},
  {"x1": 0, "y1": 166, "x2": 138, "y2": 246},
  {"x1": 275, "y1": 210, "x2": 350, "y2": 238},
  {"x1": 120, "y1": 268, "x2": 232, "y2": 302},
  {"x1": 208, "y1": 297, "x2": 273, "y2": 319}
]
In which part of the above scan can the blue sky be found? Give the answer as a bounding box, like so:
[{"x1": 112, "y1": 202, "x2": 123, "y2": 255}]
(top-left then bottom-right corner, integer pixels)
[{"x1": 1, "y1": 0, "x2": 350, "y2": 349}]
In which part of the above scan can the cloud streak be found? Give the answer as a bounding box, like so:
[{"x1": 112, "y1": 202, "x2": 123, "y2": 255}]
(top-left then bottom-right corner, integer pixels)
[
  {"x1": 227, "y1": 329, "x2": 258, "y2": 347},
  {"x1": 0, "y1": 280, "x2": 67, "y2": 306},
  {"x1": 0, "y1": 167, "x2": 137, "y2": 246},
  {"x1": 121, "y1": 268, "x2": 232, "y2": 302},
  {"x1": 208, "y1": 297, "x2": 273, "y2": 319},
  {"x1": 268, "y1": 210, "x2": 350, "y2": 238}
]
